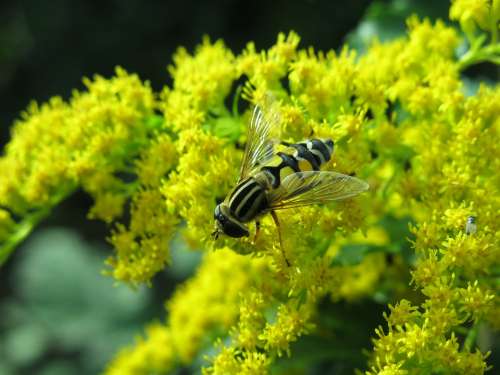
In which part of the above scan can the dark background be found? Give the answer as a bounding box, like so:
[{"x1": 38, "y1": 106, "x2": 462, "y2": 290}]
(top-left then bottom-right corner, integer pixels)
[
  {"x1": 4, "y1": 1, "x2": 495, "y2": 374},
  {"x1": 0, "y1": 0, "x2": 376, "y2": 147}
]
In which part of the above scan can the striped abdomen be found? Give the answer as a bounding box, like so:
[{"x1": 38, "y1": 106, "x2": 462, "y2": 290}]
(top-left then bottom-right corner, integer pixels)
[
  {"x1": 260, "y1": 138, "x2": 334, "y2": 188},
  {"x1": 227, "y1": 177, "x2": 268, "y2": 222}
]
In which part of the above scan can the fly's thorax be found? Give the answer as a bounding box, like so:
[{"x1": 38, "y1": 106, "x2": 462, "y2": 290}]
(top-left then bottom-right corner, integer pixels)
[{"x1": 226, "y1": 177, "x2": 269, "y2": 223}]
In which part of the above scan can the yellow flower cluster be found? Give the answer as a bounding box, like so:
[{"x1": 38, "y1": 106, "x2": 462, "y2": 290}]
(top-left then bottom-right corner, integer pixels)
[
  {"x1": 0, "y1": 68, "x2": 158, "y2": 263},
  {"x1": 450, "y1": 0, "x2": 499, "y2": 37},
  {"x1": 1, "y1": 1, "x2": 499, "y2": 374},
  {"x1": 106, "y1": 323, "x2": 176, "y2": 375},
  {"x1": 450, "y1": 0, "x2": 500, "y2": 68},
  {"x1": 106, "y1": 248, "x2": 271, "y2": 374},
  {"x1": 107, "y1": 134, "x2": 178, "y2": 283}
]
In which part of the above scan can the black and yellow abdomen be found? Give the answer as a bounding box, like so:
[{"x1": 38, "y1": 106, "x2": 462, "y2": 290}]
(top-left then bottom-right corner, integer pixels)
[
  {"x1": 260, "y1": 138, "x2": 334, "y2": 188},
  {"x1": 225, "y1": 138, "x2": 334, "y2": 224}
]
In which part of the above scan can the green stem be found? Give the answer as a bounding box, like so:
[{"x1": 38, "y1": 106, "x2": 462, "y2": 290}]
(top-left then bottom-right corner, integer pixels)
[
  {"x1": 458, "y1": 43, "x2": 500, "y2": 70},
  {"x1": 454, "y1": 326, "x2": 469, "y2": 335},
  {"x1": 0, "y1": 185, "x2": 77, "y2": 265},
  {"x1": 232, "y1": 84, "x2": 243, "y2": 117},
  {"x1": 464, "y1": 323, "x2": 479, "y2": 351},
  {"x1": 491, "y1": 14, "x2": 498, "y2": 45},
  {"x1": 0, "y1": 206, "x2": 51, "y2": 264}
]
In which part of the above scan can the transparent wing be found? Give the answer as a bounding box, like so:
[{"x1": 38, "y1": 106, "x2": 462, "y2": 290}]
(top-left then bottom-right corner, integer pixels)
[
  {"x1": 238, "y1": 99, "x2": 281, "y2": 182},
  {"x1": 267, "y1": 171, "x2": 369, "y2": 210}
]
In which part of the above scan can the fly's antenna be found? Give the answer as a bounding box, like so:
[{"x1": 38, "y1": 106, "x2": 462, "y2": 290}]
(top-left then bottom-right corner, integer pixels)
[{"x1": 211, "y1": 229, "x2": 220, "y2": 240}]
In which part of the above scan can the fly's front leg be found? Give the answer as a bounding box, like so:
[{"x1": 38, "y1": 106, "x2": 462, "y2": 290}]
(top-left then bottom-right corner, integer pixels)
[
  {"x1": 270, "y1": 210, "x2": 291, "y2": 267},
  {"x1": 253, "y1": 220, "x2": 261, "y2": 244}
]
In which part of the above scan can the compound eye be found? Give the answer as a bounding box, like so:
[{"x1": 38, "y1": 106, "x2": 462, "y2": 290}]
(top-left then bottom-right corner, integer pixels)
[{"x1": 214, "y1": 204, "x2": 225, "y2": 222}]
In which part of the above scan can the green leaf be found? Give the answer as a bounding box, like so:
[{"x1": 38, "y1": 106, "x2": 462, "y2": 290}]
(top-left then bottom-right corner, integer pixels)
[
  {"x1": 144, "y1": 114, "x2": 164, "y2": 130},
  {"x1": 203, "y1": 116, "x2": 242, "y2": 142},
  {"x1": 331, "y1": 243, "x2": 385, "y2": 266},
  {"x1": 331, "y1": 215, "x2": 415, "y2": 267}
]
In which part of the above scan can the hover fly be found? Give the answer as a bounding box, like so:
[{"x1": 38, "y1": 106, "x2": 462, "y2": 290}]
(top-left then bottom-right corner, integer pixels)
[{"x1": 212, "y1": 98, "x2": 369, "y2": 264}]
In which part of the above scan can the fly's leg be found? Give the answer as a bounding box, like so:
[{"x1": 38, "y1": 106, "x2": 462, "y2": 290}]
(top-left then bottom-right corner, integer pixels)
[
  {"x1": 253, "y1": 220, "x2": 261, "y2": 244},
  {"x1": 270, "y1": 210, "x2": 291, "y2": 267}
]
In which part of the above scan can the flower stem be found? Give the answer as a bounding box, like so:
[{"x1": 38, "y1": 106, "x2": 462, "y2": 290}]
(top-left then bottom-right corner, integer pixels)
[
  {"x1": 0, "y1": 185, "x2": 76, "y2": 265},
  {"x1": 0, "y1": 206, "x2": 51, "y2": 264},
  {"x1": 458, "y1": 43, "x2": 500, "y2": 71},
  {"x1": 464, "y1": 323, "x2": 479, "y2": 351}
]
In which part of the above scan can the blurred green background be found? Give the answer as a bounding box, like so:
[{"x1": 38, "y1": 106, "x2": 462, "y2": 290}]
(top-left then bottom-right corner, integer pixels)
[{"x1": 1, "y1": 1, "x2": 496, "y2": 374}]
